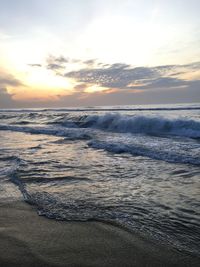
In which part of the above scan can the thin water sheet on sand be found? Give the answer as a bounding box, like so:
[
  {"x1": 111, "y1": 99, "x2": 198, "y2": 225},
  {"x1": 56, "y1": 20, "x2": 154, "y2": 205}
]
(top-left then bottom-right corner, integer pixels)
[{"x1": 0, "y1": 201, "x2": 199, "y2": 267}]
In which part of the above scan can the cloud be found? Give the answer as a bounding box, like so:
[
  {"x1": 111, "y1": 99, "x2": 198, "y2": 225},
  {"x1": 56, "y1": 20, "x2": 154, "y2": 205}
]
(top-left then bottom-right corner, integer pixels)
[
  {"x1": 46, "y1": 55, "x2": 83, "y2": 70},
  {"x1": 129, "y1": 77, "x2": 188, "y2": 90},
  {"x1": 47, "y1": 55, "x2": 69, "y2": 64},
  {"x1": 65, "y1": 64, "x2": 157, "y2": 89},
  {"x1": 63, "y1": 61, "x2": 200, "y2": 93},
  {"x1": 0, "y1": 87, "x2": 15, "y2": 108},
  {"x1": 37, "y1": 57, "x2": 199, "y2": 106},
  {"x1": 53, "y1": 56, "x2": 69, "y2": 64},
  {"x1": 0, "y1": 71, "x2": 23, "y2": 87},
  {"x1": 83, "y1": 59, "x2": 97, "y2": 66},
  {"x1": 184, "y1": 62, "x2": 200, "y2": 70},
  {"x1": 47, "y1": 63, "x2": 66, "y2": 70},
  {"x1": 9, "y1": 57, "x2": 198, "y2": 108},
  {"x1": 0, "y1": 70, "x2": 25, "y2": 108},
  {"x1": 28, "y1": 64, "x2": 42, "y2": 67},
  {"x1": 45, "y1": 55, "x2": 69, "y2": 71}
]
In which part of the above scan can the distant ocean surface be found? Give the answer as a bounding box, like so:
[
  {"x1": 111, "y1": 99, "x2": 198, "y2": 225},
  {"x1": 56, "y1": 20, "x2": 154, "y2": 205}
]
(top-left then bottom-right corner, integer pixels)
[{"x1": 0, "y1": 103, "x2": 200, "y2": 256}]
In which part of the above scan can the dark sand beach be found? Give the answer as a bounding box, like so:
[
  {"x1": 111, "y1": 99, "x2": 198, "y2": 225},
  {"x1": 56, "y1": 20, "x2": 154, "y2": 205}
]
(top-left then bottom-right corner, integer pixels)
[{"x1": 0, "y1": 200, "x2": 199, "y2": 267}]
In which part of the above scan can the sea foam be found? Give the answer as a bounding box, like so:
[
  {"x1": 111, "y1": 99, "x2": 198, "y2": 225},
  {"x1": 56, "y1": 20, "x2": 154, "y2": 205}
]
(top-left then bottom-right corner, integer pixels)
[{"x1": 78, "y1": 114, "x2": 200, "y2": 138}]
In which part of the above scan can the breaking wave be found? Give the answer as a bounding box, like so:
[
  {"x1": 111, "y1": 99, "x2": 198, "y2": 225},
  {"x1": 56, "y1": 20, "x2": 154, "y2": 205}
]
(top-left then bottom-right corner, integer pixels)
[
  {"x1": 1, "y1": 113, "x2": 200, "y2": 139},
  {"x1": 88, "y1": 140, "x2": 200, "y2": 165},
  {"x1": 78, "y1": 114, "x2": 200, "y2": 138}
]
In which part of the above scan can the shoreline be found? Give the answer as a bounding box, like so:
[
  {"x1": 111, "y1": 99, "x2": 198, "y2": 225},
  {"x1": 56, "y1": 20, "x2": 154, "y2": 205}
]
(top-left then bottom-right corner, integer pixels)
[{"x1": 0, "y1": 200, "x2": 199, "y2": 267}]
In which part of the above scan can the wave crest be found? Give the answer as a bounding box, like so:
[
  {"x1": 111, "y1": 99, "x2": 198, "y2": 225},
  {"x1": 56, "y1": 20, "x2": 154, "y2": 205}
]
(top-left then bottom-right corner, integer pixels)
[{"x1": 79, "y1": 114, "x2": 200, "y2": 138}]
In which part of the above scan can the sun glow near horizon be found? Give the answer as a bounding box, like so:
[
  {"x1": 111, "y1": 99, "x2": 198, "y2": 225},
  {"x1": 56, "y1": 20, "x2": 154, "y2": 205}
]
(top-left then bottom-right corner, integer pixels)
[{"x1": 5, "y1": 66, "x2": 77, "y2": 102}]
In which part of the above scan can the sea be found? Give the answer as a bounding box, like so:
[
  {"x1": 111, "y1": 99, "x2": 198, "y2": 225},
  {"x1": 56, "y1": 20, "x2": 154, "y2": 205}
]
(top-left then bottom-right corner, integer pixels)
[{"x1": 0, "y1": 103, "x2": 200, "y2": 257}]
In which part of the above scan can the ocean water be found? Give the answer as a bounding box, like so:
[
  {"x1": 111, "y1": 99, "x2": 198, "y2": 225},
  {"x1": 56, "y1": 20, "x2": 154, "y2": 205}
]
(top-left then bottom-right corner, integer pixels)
[{"x1": 0, "y1": 103, "x2": 200, "y2": 256}]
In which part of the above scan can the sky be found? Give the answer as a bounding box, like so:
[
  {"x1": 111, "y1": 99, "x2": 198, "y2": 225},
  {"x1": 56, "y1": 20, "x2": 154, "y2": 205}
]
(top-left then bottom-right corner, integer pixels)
[{"x1": 0, "y1": 0, "x2": 200, "y2": 108}]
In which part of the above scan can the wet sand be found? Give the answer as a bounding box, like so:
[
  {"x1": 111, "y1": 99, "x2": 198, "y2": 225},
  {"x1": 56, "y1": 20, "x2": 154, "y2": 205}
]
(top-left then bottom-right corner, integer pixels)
[{"x1": 0, "y1": 201, "x2": 199, "y2": 267}]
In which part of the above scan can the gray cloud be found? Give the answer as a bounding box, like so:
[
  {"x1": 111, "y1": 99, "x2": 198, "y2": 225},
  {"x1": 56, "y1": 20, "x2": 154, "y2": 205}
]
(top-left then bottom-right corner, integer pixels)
[
  {"x1": 47, "y1": 63, "x2": 66, "y2": 70},
  {"x1": 54, "y1": 56, "x2": 69, "y2": 64},
  {"x1": 28, "y1": 64, "x2": 42, "y2": 67},
  {"x1": 130, "y1": 77, "x2": 189, "y2": 90},
  {"x1": 83, "y1": 59, "x2": 97, "y2": 66},
  {"x1": 65, "y1": 64, "x2": 157, "y2": 89},
  {"x1": 0, "y1": 70, "x2": 24, "y2": 108},
  {"x1": 184, "y1": 62, "x2": 200, "y2": 70},
  {"x1": 0, "y1": 72, "x2": 23, "y2": 87},
  {"x1": 63, "y1": 61, "x2": 200, "y2": 93},
  {"x1": 46, "y1": 56, "x2": 83, "y2": 70},
  {"x1": 47, "y1": 55, "x2": 69, "y2": 64},
  {"x1": 45, "y1": 55, "x2": 69, "y2": 71},
  {"x1": 0, "y1": 88, "x2": 15, "y2": 108}
]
